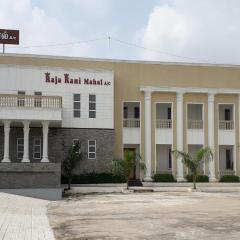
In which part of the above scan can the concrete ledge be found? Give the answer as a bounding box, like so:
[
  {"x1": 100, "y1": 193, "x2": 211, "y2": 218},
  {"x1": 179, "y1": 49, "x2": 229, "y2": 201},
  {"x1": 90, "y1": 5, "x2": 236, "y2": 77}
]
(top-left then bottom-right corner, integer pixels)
[
  {"x1": 143, "y1": 182, "x2": 240, "y2": 187},
  {"x1": 0, "y1": 188, "x2": 62, "y2": 200}
]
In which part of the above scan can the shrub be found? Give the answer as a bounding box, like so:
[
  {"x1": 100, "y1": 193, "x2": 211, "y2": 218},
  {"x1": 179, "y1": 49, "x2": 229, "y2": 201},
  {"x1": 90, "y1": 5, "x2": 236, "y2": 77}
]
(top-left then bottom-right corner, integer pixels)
[
  {"x1": 153, "y1": 173, "x2": 176, "y2": 182},
  {"x1": 220, "y1": 175, "x2": 239, "y2": 182},
  {"x1": 186, "y1": 175, "x2": 209, "y2": 182},
  {"x1": 61, "y1": 172, "x2": 126, "y2": 184}
]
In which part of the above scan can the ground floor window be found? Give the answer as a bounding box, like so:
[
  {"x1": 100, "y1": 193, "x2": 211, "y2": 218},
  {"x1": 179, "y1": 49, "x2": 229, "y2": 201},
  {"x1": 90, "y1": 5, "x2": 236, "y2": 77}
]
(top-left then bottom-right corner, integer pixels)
[
  {"x1": 17, "y1": 138, "x2": 24, "y2": 160},
  {"x1": 33, "y1": 137, "x2": 41, "y2": 159},
  {"x1": 88, "y1": 140, "x2": 96, "y2": 159},
  {"x1": 168, "y1": 147, "x2": 172, "y2": 169}
]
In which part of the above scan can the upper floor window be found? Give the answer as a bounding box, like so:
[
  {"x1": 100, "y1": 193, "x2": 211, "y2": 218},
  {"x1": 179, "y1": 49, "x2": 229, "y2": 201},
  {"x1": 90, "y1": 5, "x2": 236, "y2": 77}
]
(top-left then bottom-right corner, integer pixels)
[
  {"x1": 134, "y1": 106, "x2": 140, "y2": 119},
  {"x1": 89, "y1": 94, "x2": 96, "y2": 118},
  {"x1": 18, "y1": 91, "x2": 25, "y2": 107},
  {"x1": 123, "y1": 106, "x2": 128, "y2": 119},
  {"x1": 34, "y1": 92, "x2": 42, "y2": 108},
  {"x1": 73, "y1": 94, "x2": 81, "y2": 118}
]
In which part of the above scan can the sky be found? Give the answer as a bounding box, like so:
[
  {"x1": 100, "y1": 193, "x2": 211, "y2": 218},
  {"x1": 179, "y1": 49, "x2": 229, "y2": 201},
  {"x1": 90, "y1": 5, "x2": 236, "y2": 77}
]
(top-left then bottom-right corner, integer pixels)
[{"x1": 1, "y1": 0, "x2": 240, "y2": 64}]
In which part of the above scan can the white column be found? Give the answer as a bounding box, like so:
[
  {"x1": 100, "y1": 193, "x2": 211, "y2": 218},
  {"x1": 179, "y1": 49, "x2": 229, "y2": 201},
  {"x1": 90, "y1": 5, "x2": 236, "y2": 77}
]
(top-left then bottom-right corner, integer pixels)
[
  {"x1": 22, "y1": 120, "x2": 30, "y2": 163},
  {"x1": 144, "y1": 91, "x2": 152, "y2": 181},
  {"x1": 41, "y1": 121, "x2": 49, "y2": 163},
  {"x1": 208, "y1": 93, "x2": 217, "y2": 181},
  {"x1": 2, "y1": 120, "x2": 11, "y2": 162},
  {"x1": 176, "y1": 92, "x2": 185, "y2": 181}
]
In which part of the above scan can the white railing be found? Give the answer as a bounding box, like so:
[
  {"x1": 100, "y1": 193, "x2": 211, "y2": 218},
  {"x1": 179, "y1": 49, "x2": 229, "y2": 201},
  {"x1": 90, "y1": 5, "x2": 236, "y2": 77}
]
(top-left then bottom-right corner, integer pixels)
[
  {"x1": 123, "y1": 118, "x2": 140, "y2": 128},
  {"x1": 0, "y1": 94, "x2": 62, "y2": 109},
  {"x1": 219, "y1": 120, "x2": 234, "y2": 130},
  {"x1": 156, "y1": 119, "x2": 172, "y2": 129},
  {"x1": 188, "y1": 120, "x2": 203, "y2": 129},
  {"x1": 218, "y1": 170, "x2": 235, "y2": 177}
]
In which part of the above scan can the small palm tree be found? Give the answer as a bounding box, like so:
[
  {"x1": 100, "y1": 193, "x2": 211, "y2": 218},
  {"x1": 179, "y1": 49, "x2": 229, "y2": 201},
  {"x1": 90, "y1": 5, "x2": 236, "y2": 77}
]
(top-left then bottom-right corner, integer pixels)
[
  {"x1": 112, "y1": 150, "x2": 145, "y2": 189},
  {"x1": 172, "y1": 147, "x2": 213, "y2": 189},
  {"x1": 62, "y1": 142, "x2": 83, "y2": 190}
]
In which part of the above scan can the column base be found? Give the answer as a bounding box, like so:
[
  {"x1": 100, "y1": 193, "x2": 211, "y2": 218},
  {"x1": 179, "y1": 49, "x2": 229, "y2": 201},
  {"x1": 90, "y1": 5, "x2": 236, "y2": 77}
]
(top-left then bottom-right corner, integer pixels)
[
  {"x1": 143, "y1": 176, "x2": 152, "y2": 182},
  {"x1": 21, "y1": 158, "x2": 30, "y2": 163},
  {"x1": 176, "y1": 177, "x2": 186, "y2": 182},
  {"x1": 41, "y1": 157, "x2": 49, "y2": 163},
  {"x1": 209, "y1": 176, "x2": 217, "y2": 182},
  {"x1": 2, "y1": 157, "x2": 10, "y2": 163}
]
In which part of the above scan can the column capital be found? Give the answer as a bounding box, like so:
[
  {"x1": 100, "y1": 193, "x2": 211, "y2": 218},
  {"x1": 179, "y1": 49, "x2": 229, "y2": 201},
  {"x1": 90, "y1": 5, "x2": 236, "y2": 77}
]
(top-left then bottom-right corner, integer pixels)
[
  {"x1": 176, "y1": 91, "x2": 185, "y2": 101},
  {"x1": 22, "y1": 120, "x2": 30, "y2": 129},
  {"x1": 42, "y1": 120, "x2": 49, "y2": 128},
  {"x1": 208, "y1": 93, "x2": 215, "y2": 102},
  {"x1": 144, "y1": 90, "x2": 152, "y2": 100},
  {"x1": 3, "y1": 120, "x2": 11, "y2": 129}
]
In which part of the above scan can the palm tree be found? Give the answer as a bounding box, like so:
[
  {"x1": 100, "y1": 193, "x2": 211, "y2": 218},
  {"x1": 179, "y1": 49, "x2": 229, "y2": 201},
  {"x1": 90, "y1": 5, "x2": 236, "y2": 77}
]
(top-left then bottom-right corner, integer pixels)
[
  {"x1": 172, "y1": 147, "x2": 213, "y2": 189},
  {"x1": 112, "y1": 150, "x2": 145, "y2": 189}
]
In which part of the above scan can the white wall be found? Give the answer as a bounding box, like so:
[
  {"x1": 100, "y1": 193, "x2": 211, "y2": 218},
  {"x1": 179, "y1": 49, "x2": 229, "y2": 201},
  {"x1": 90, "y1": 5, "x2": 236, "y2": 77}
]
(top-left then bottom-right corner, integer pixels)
[{"x1": 0, "y1": 64, "x2": 114, "y2": 129}]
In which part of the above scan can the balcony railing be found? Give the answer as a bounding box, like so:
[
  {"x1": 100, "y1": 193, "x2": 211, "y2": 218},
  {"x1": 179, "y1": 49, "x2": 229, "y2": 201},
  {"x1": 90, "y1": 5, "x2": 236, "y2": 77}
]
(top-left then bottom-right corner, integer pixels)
[
  {"x1": 188, "y1": 120, "x2": 203, "y2": 129},
  {"x1": 219, "y1": 120, "x2": 234, "y2": 130},
  {"x1": 0, "y1": 94, "x2": 62, "y2": 109},
  {"x1": 123, "y1": 118, "x2": 140, "y2": 128},
  {"x1": 156, "y1": 119, "x2": 172, "y2": 129}
]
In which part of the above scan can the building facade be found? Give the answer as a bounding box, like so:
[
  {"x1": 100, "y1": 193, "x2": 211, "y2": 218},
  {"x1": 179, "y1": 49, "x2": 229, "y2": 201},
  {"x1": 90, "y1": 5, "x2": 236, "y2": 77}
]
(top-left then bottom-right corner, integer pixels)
[{"x1": 0, "y1": 53, "x2": 240, "y2": 198}]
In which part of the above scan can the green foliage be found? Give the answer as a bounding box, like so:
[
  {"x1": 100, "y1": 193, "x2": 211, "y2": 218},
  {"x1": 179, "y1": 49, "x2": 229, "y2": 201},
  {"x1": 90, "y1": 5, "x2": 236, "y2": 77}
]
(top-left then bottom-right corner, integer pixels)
[
  {"x1": 220, "y1": 175, "x2": 239, "y2": 182},
  {"x1": 112, "y1": 151, "x2": 145, "y2": 189},
  {"x1": 153, "y1": 173, "x2": 176, "y2": 182},
  {"x1": 62, "y1": 142, "x2": 83, "y2": 189},
  {"x1": 172, "y1": 146, "x2": 213, "y2": 189},
  {"x1": 186, "y1": 175, "x2": 209, "y2": 182},
  {"x1": 61, "y1": 172, "x2": 126, "y2": 184}
]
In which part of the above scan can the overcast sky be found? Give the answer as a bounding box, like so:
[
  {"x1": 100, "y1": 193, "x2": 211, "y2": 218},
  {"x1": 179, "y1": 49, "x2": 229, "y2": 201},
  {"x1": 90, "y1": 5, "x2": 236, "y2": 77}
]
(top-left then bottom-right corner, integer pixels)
[{"x1": 1, "y1": 0, "x2": 240, "y2": 64}]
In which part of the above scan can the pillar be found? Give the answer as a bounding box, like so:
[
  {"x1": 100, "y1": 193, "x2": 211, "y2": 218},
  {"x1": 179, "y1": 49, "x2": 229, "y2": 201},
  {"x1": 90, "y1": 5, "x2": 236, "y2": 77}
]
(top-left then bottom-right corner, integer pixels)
[
  {"x1": 2, "y1": 120, "x2": 11, "y2": 162},
  {"x1": 22, "y1": 120, "x2": 30, "y2": 162},
  {"x1": 41, "y1": 121, "x2": 49, "y2": 162},
  {"x1": 176, "y1": 92, "x2": 185, "y2": 181},
  {"x1": 144, "y1": 91, "x2": 152, "y2": 181},
  {"x1": 208, "y1": 93, "x2": 217, "y2": 181}
]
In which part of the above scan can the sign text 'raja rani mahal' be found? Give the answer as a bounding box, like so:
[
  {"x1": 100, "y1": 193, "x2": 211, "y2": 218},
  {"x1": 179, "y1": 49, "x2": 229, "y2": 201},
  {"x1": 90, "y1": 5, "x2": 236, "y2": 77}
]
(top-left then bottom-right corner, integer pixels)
[{"x1": 44, "y1": 72, "x2": 111, "y2": 86}]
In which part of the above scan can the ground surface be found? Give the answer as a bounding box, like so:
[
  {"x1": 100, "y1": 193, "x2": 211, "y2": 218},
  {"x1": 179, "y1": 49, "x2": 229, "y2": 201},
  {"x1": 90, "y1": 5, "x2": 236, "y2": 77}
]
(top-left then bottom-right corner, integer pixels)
[
  {"x1": 0, "y1": 193, "x2": 55, "y2": 240},
  {"x1": 48, "y1": 191, "x2": 240, "y2": 240}
]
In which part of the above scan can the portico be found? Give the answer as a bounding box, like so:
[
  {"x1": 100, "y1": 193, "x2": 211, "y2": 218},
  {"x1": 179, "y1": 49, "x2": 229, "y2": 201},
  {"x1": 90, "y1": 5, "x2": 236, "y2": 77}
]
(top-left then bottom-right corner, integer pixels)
[{"x1": 140, "y1": 86, "x2": 240, "y2": 182}]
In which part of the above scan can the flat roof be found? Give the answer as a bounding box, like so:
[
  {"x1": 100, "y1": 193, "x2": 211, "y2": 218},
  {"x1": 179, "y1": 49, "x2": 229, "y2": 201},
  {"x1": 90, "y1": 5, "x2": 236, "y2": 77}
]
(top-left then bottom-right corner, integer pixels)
[{"x1": 0, "y1": 53, "x2": 240, "y2": 69}]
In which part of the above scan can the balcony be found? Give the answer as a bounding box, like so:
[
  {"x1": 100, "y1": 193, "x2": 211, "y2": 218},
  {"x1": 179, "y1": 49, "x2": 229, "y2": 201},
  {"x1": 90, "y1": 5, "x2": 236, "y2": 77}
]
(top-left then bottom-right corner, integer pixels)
[
  {"x1": 219, "y1": 120, "x2": 234, "y2": 130},
  {"x1": 188, "y1": 120, "x2": 203, "y2": 129},
  {"x1": 0, "y1": 94, "x2": 62, "y2": 122},
  {"x1": 123, "y1": 118, "x2": 140, "y2": 128},
  {"x1": 156, "y1": 119, "x2": 172, "y2": 129},
  {"x1": 122, "y1": 102, "x2": 141, "y2": 144}
]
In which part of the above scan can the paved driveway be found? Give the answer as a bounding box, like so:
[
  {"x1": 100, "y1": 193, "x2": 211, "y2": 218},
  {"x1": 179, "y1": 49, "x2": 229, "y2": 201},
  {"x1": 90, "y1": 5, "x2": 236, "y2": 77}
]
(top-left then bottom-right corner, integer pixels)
[
  {"x1": 0, "y1": 193, "x2": 55, "y2": 240},
  {"x1": 48, "y1": 192, "x2": 240, "y2": 240}
]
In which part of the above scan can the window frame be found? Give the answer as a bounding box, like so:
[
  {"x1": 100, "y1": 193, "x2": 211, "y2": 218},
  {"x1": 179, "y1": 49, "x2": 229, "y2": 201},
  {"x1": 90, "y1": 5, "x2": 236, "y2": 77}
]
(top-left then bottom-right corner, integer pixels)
[
  {"x1": 73, "y1": 93, "x2": 81, "y2": 118},
  {"x1": 33, "y1": 137, "x2": 42, "y2": 160},
  {"x1": 17, "y1": 138, "x2": 24, "y2": 160},
  {"x1": 88, "y1": 140, "x2": 96, "y2": 159},
  {"x1": 89, "y1": 94, "x2": 96, "y2": 118}
]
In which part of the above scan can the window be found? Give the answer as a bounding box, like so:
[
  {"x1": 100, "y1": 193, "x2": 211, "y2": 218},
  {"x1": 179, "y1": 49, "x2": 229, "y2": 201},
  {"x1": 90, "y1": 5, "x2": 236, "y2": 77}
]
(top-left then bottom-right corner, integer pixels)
[
  {"x1": 88, "y1": 140, "x2": 96, "y2": 159},
  {"x1": 18, "y1": 91, "x2": 25, "y2": 107},
  {"x1": 167, "y1": 107, "x2": 171, "y2": 120},
  {"x1": 34, "y1": 92, "x2": 42, "y2": 108},
  {"x1": 226, "y1": 149, "x2": 232, "y2": 169},
  {"x1": 168, "y1": 147, "x2": 172, "y2": 169},
  {"x1": 17, "y1": 138, "x2": 24, "y2": 160},
  {"x1": 134, "y1": 106, "x2": 140, "y2": 119},
  {"x1": 73, "y1": 94, "x2": 81, "y2": 118},
  {"x1": 33, "y1": 137, "x2": 41, "y2": 159},
  {"x1": 89, "y1": 94, "x2": 96, "y2": 118},
  {"x1": 72, "y1": 139, "x2": 80, "y2": 146},
  {"x1": 224, "y1": 109, "x2": 230, "y2": 121},
  {"x1": 123, "y1": 106, "x2": 128, "y2": 119}
]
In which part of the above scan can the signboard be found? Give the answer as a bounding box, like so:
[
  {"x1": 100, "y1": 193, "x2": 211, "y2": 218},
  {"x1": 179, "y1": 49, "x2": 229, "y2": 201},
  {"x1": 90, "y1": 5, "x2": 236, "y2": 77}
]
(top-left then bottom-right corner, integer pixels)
[{"x1": 0, "y1": 29, "x2": 19, "y2": 45}]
